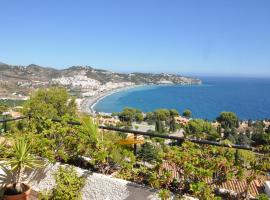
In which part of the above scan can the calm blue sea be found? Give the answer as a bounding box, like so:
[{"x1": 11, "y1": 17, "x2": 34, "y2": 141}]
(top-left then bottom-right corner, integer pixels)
[{"x1": 93, "y1": 77, "x2": 270, "y2": 120}]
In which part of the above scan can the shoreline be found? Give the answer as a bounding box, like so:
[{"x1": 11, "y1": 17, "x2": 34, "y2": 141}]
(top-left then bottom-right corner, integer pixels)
[{"x1": 79, "y1": 84, "x2": 145, "y2": 115}]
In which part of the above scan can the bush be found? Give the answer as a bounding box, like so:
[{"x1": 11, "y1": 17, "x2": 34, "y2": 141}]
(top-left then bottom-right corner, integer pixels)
[
  {"x1": 257, "y1": 194, "x2": 269, "y2": 200},
  {"x1": 53, "y1": 166, "x2": 86, "y2": 200},
  {"x1": 138, "y1": 142, "x2": 160, "y2": 163},
  {"x1": 38, "y1": 166, "x2": 86, "y2": 200},
  {"x1": 158, "y1": 188, "x2": 171, "y2": 200}
]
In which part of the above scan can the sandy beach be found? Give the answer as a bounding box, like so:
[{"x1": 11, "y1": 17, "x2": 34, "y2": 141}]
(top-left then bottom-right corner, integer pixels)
[{"x1": 79, "y1": 85, "x2": 144, "y2": 115}]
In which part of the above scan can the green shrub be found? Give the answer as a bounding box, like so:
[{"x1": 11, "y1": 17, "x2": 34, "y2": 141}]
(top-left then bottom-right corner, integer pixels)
[
  {"x1": 39, "y1": 166, "x2": 86, "y2": 200},
  {"x1": 53, "y1": 166, "x2": 86, "y2": 200},
  {"x1": 158, "y1": 188, "x2": 171, "y2": 200},
  {"x1": 257, "y1": 194, "x2": 269, "y2": 200},
  {"x1": 138, "y1": 142, "x2": 160, "y2": 163}
]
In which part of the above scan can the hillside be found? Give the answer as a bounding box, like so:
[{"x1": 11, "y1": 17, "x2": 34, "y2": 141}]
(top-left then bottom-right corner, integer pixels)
[{"x1": 0, "y1": 62, "x2": 202, "y2": 98}]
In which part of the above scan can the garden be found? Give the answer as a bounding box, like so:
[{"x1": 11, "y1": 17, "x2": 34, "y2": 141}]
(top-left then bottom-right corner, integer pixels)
[{"x1": 0, "y1": 88, "x2": 269, "y2": 200}]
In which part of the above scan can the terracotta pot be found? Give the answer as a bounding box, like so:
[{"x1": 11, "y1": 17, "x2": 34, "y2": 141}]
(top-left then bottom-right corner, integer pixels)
[{"x1": 4, "y1": 183, "x2": 31, "y2": 200}]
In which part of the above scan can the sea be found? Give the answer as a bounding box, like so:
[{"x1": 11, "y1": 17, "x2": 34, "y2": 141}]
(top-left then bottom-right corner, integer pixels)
[{"x1": 93, "y1": 77, "x2": 270, "y2": 120}]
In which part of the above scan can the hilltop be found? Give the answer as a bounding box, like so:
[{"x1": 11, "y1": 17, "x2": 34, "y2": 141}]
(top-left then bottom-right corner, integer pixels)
[{"x1": 0, "y1": 62, "x2": 201, "y2": 98}]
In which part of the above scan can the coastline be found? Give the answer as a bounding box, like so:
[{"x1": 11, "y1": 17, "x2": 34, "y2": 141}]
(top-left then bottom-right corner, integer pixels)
[{"x1": 79, "y1": 84, "x2": 145, "y2": 115}]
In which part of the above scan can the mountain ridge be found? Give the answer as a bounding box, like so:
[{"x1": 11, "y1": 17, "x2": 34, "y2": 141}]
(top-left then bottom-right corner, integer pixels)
[{"x1": 0, "y1": 61, "x2": 202, "y2": 98}]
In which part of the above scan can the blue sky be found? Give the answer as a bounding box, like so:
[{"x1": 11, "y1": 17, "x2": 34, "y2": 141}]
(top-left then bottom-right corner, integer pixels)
[{"x1": 1, "y1": 0, "x2": 270, "y2": 77}]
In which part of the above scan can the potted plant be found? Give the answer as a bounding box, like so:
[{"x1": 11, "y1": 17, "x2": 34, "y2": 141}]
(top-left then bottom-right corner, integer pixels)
[{"x1": 1, "y1": 137, "x2": 43, "y2": 200}]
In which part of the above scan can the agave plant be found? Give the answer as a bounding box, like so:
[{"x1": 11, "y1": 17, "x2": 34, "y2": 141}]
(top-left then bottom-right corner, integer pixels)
[{"x1": 2, "y1": 137, "x2": 43, "y2": 193}]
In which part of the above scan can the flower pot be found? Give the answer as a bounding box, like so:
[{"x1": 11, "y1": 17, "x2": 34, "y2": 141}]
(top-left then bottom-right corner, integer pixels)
[{"x1": 4, "y1": 183, "x2": 31, "y2": 200}]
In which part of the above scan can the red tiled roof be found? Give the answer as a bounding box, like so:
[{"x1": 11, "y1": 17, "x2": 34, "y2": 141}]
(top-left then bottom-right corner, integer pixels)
[{"x1": 162, "y1": 162, "x2": 266, "y2": 197}]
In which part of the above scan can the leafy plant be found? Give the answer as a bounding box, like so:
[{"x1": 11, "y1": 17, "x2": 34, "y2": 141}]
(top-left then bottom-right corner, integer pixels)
[
  {"x1": 1, "y1": 137, "x2": 43, "y2": 193},
  {"x1": 257, "y1": 193, "x2": 269, "y2": 200},
  {"x1": 189, "y1": 181, "x2": 214, "y2": 199},
  {"x1": 53, "y1": 166, "x2": 86, "y2": 200},
  {"x1": 138, "y1": 142, "x2": 160, "y2": 163},
  {"x1": 158, "y1": 188, "x2": 171, "y2": 200}
]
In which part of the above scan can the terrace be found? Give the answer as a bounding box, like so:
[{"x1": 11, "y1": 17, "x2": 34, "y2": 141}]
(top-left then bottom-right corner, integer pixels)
[{"x1": 0, "y1": 115, "x2": 269, "y2": 199}]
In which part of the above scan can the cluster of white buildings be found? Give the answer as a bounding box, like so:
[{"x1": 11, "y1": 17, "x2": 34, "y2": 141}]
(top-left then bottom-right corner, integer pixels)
[
  {"x1": 52, "y1": 75, "x2": 100, "y2": 89},
  {"x1": 52, "y1": 75, "x2": 134, "y2": 97}
]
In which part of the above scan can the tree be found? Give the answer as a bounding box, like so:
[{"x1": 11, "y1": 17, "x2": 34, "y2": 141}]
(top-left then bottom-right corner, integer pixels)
[
  {"x1": 185, "y1": 119, "x2": 204, "y2": 136},
  {"x1": 234, "y1": 149, "x2": 241, "y2": 166},
  {"x1": 155, "y1": 120, "x2": 165, "y2": 133},
  {"x1": 183, "y1": 109, "x2": 192, "y2": 118},
  {"x1": 154, "y1": 109, "x2": 170, "y2": 121},
  {"x1": 207, "y1": 129, "x2": 220, "y2": 141},
  {"x1": 185, "y1": 119, "x2": 217, "y2": 139},
  {"x1": 138, "y1": 142, "x2": 160, "y2": 163},
  {"x1": 237, "y1": 133, "x2": 252, "y2": 146},
  {"x1": 216, "y1": 112, "x2": 238, "y2": 129},
  {"x1": 169, "y1": 117, "x2": 176, "y2": 132},
  {"x1": 253, "y1": 121, "x2": 265, "y2": 134},
  {"x1": 135, "y1": 112, "x2": 144, "y2": 122},
  {"x1": 118, "y1": 107, "x2": 143, "y2": 124},
  {"x1": 266, "y1": 125, "x2": 270, "y2": 134},
  {"x1": 169, "y1": 109, "x2": 179, "y2": 117},
  {"x1": 168, "y1": 109, "x2": 179, "y2": 132},
  {"x1": 0, "y1": 103, "x2": 8, "y2": 114},
  {"x1": 252, "y1": 132, "x2": 270, "y2": 145},
  {"x1": 252, "y1": 121, "x2": 270, "y2": 145},
  {"x1": 248, "y1": 119, "x2": 253, "y2": 127},
  {"x1": 22, "y1": 87, "x2": 77, "y2": 119},
  {"x1": 217, "y1": 125, "x2": 222, "y2": 135}
]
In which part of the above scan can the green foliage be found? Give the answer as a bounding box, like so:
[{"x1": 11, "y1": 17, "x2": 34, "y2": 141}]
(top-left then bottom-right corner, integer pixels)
[
  {"x1": 185, "y1": 119, "x2": 202, "y2": 135},
  {"x1": 234, "y1": 149, "x2": 256, "y2": 167},
  {"x1": 118, "y1": 107, "x2": 143, "y2": 123},
  {"x1": 182, "y1": 109, "x2": 192, "y2": 118},
  {"x1": 148, "y1": 168, "x2": 172, "y2": 189},
  {"x1": 0, "y1": 99, "x2": 24, "y2": 114},
  {"x1": 0, "y1": 104, "x2": 8, "y2": 114},
  {"x1": 237, "y1": 133, "x2": 252, "y2": 145},
  {"x1": 169, "y1": 117, "x2": 176, "y2": 132},
  {"x1": 1, "y1": 90, "x2": 269, "y2": 199},
  {"x1": 155, "y1": 120, "x2": 165, "y2": 133},
  {"x1": 138, "y1": 142, "x2": 160, "y2": 163},
  {"x1": 168, "y1": 110, "x2": 178, "y2": 132},
  {"x1": 189, "y1": 181, "x2": 214, "y2": 199},
  {"x1": 2, "y1": 137, "x2": 43, "y2": 192},
  {"x1": 53, "y1": 166, "x2": 86, "y2": 200},
  {"x1": 27, "y1": 120, "x2": 81, "y2": 162},
  {"x1": 78, "y1": 116, "x2": 99, "y2": 146},
  {"x1": 154, "y1": 109, "x2": 170, "y2": 121},
  {"x1": 135, "y1": 112, "x2": 144, "y2": 122},
  {"x1": 145, "y1": 112, "x2": 155, "y2": 123},
  {"x1": 145, "y1": 109, "x2": 179, "y2": 131},
  {"x1": 163, "y1": 142, "x2": 238, "y2": 196},
  {"x1": 252, "y1": 122, "x2": 270, "y2": 145},
  {"x1": 216, "y1": 112, "x2": 238, "y2": 129},
  {"x1": 158, "y1": 188, "x2": 171, "y2": 200},
  {"x1": 257, "y1": 193, "x2": 269, "y2": 200},
  {"x1": 22, "y1": 87, "x2": 77, "y2": 119},
  {"x1": 0, "y1": 142, "x2": 7, "y2": 158},
  {"x1": 88, "y1": 129, "x2": 135, "y2": 174},
  {"x1": 38, "y1": 190, "x2": 52, "y2": 200},
  {"x1": 266, "y1": 125, "x2": 270, "y2": 134},
  {"x1": 169, "y1": 109, "x2": 179, "y2": 117},
  {"x1": 185, "y1": 119, "x2": 217, "y2": 138}
]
